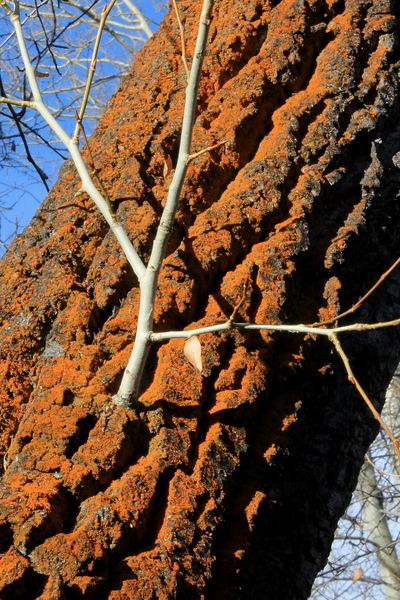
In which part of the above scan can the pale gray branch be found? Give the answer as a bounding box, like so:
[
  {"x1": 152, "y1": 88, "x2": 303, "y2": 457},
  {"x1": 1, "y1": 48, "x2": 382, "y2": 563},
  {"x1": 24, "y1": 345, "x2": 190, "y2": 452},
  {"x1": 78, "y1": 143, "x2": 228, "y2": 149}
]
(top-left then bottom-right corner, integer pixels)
[
  {"x1": 149, "y1": 320, "x2": 400, "y2": 342},
  {"x1": 114, "y1": 0, "x2": 215, "y2": 407},
  {"x1": 8, "y1": 3, "x2": 146, "y2": 283},
  {"x1": 122, "y1": 0, "x2": 153, "y2": 38}
]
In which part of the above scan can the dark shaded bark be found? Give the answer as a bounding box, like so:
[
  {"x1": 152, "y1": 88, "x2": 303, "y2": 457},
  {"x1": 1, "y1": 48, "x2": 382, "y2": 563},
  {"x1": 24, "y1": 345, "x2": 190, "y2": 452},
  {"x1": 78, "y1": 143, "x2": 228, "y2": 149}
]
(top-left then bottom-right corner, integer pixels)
[{"x1": 0, "y1": 0, "x2": 400, "y2": 598}]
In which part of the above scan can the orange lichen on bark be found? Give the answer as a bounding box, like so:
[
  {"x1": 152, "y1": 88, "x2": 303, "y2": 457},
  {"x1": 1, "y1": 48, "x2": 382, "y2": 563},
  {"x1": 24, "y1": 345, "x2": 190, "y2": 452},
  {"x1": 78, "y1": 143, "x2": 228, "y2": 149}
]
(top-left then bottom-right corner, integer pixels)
[{"x1": 0, "y1": 0, "x2": 399, "y2": 597}]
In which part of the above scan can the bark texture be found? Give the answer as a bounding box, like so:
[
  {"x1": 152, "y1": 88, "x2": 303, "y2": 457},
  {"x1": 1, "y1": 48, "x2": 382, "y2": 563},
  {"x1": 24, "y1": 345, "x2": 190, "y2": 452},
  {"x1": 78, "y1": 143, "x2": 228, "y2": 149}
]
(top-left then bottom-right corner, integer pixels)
[{"x1": 1, "y1": 0, "x2": 400, "y2": 598}]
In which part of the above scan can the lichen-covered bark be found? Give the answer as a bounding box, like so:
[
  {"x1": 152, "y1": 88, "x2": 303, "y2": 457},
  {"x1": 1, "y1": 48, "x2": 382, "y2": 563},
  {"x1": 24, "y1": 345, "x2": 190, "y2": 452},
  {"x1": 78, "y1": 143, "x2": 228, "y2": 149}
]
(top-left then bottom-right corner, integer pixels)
[{"x1": 0, "y1": 0, "x2": 400, "y2": 598}]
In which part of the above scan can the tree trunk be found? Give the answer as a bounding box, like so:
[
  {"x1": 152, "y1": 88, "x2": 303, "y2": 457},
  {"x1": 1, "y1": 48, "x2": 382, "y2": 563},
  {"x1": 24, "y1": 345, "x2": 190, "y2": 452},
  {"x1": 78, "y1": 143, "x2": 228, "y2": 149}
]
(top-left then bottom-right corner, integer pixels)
[
  {"x1": 1, "y1": 1, "x2": 400, "y2": 598},
  {"x1": 359, "y1": 457, "x2": 400, "y2": 600}
]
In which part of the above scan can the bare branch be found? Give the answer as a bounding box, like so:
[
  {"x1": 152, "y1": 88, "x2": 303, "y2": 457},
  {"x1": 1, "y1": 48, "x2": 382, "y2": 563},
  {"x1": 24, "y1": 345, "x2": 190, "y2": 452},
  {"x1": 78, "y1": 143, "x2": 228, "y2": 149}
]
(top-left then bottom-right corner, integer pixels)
[
  {"x1": 65, "y1": 0, "x2": 142, "y2": 52},
  {"x1": 122, "y1": 0, "x2": 153, "y2": 38},
  {"x1": 330, "y1": 333, "x2": 400, "y2": 464},
  {"x1": 7, "y1": 2, "x2": 146, "y2": 282},
  {"x1": 312, "y1": 256, "x2": 400, "y2": 327},
  {"x1": 114, "y1": 0, "x2": 215, "y2": 406},
  {"x1": 172, "y1": 0, "x2": 190, "y2": 80},
  {"x1": 0, "y1": 96, "x2": 35, "y2": 108},
  {"x1": 149, "y1": 318, "x2": 400, "y2": 342},
  {"x1": 0, "y1": 0, "x2": 13, "y2": 17},
  {"x1": 0, "y1": 0, "x2": 153, "y2": 204},
  {"x1": 187, "y1": 139, "x2": 229, "y2": 163},
  {"x1": 72, "y1": 0, "x2": 118, "y2": 143}
]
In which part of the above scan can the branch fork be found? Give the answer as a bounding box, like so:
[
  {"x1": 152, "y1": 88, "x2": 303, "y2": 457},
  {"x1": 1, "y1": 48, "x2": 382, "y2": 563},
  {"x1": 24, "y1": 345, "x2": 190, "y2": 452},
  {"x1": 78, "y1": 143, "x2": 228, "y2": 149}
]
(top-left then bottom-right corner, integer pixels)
[{"x1": 1, "y1": 0, "x2": 399, "y2": 462}]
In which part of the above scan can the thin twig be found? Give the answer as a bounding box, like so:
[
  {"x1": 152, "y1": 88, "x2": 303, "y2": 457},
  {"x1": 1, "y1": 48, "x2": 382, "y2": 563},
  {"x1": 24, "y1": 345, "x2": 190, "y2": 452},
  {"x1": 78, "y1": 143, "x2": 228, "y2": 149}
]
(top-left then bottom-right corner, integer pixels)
[
  {"x1": 0, "y1": 75, "x2": 49, "y2": 190},
  {"x1": 0, "y1": 0, "x2": 48, "y2": 50},
  {"x1": 149, "y1": 317, "x2": 400, "y2": 342},
  {"x1": 122, "y1": 0, "x2": 153, "y2": 39},
  {"x1": 227, "y1": 279, "x2": 249, "y2": 325},
  {"x1": 172, "y1": 0, "x2": 190, "y2": 80},
  {"x1": 76, "y1": 111, "x2": 114, "y2": 214},
  {"x1": 0, "y1": 96, "x2": 35, "y2": 108},
  {"x1": 365, "y1": 453, "x2": 400, "y2": 479},
  {"x1": 73, "y1": 0, "x2": 118, "y2": 143},
  {"x1": 187, "y1": 139, "x2": 229, "y2": 163},
  {"x1": 0, "y1": 0, "x2": 12, "y2": 16},
  {"x1": 312, "y1": 256, "x2": 400, "y2": 327},
  {"x1": 330, "y1": 333, "x2": 400, "y2": 464},
  {"x1": 34, "y1": 0, "x2": 61, "y2": 77},
  {"x1": 66, "y1": 0, "x2": 143, "y2": 53},
  {"x1": 7, "y1": 1, "x2": 146, "y2": 282}
]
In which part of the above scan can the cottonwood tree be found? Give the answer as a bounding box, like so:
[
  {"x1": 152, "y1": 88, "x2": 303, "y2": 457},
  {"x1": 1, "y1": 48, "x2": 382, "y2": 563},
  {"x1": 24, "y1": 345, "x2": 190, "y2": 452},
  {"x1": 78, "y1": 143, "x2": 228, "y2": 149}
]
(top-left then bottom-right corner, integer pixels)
[{"x1": 0, "y1": 0, "x2": 399, "y2": 598}]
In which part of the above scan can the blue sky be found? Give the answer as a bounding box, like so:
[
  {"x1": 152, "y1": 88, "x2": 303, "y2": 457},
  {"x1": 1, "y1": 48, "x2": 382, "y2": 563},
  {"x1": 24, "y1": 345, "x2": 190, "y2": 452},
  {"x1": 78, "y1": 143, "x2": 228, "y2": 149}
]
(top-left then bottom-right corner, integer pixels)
[{"x1": 0, "y1": 1, "x2": 166, "y2": 249}]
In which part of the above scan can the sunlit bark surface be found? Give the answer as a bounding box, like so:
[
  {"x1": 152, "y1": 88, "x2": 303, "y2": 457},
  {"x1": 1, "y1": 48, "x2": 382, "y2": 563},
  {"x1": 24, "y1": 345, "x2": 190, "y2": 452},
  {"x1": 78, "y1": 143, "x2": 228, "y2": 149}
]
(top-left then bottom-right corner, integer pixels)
[{"x1": 0, "y1": 1, "x2": 400, "y2": 598}]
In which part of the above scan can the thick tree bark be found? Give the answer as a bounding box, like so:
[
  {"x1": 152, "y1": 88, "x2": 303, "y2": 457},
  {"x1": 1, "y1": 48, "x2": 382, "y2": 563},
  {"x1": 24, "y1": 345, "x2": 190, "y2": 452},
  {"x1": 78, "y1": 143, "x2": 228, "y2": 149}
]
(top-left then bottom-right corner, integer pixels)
[{"x1": 0, "y1": 0, "x2": 400, "y2": 598}]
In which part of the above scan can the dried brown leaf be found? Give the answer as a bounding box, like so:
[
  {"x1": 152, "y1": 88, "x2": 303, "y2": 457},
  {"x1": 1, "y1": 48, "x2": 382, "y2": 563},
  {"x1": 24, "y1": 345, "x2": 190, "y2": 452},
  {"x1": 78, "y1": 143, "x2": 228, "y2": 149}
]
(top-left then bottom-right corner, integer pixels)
[
  {"x1": 163, "y1": 154, "x2": 173, "y2": 178},
  {"x1": 352, "y1": 567, "x2": 363, "y2": 582},
  {"x1": 184, "y1": 336, "x2": 202, "y2": 372}
]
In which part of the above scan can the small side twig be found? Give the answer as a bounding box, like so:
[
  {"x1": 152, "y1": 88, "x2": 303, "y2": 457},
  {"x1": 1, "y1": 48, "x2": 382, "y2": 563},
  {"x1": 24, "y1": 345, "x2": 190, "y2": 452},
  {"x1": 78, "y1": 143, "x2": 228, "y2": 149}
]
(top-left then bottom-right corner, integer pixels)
[
  {"x1": 73, "y1": 0, "x2": 118, "y2": 143},
  {"x1": 0, "y1": 75, "x2": 49, "y2": 190},
  {"x1": 0, "y1": 96, "x2": 35, "y2": 108},
  {"x1": 227, "y1": 279, "x2": 249, "y2": 326},
  {"x1": 0, "y1": 0, "x2": 12, "y2": 16},
  {"x1": 172, "y1": 0, "x2": 190, "y2": 80},
  {"x1": 312, "y1": 256, "x2": 400, "y2": 327},
  {"x1": 330, "y1": 333, "x2": 400, "y2": 464},
  {"x1": 122, "y1": 0, "x2": 153, "y2": 39},
  {"x1": 187, "y1": 139, "x2": 228, "y2": 163},
  {"x1": 75, "y1": 112, "x2": 114, "y2": 214}
]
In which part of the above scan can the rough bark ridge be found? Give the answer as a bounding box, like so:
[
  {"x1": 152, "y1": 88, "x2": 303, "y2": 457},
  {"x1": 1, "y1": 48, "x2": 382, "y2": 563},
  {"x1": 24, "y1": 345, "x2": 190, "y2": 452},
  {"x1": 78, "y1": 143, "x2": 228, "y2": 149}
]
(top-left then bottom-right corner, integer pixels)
[{"x1": 1, "y1": 0, "x2": 400, "y2": 598}]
